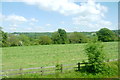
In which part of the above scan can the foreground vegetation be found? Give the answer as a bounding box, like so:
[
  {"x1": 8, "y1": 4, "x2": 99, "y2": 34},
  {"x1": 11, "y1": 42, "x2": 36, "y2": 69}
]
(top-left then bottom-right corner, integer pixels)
[
  {"x1": 2, "y1": 42, "x2": 118, "y2": 70},
  {"x1": 4, "y1": 61, "x2": 118, "y2": 78}
]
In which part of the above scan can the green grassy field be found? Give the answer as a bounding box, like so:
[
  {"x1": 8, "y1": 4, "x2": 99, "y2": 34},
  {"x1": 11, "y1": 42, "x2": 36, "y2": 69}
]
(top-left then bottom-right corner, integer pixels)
[{"x1": 2, "y1": 42, "x2": 118, "y2": 70}]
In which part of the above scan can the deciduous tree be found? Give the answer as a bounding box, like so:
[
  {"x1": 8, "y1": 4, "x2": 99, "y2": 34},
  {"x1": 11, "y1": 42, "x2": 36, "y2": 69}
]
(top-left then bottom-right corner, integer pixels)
[{"x1": 96, "y1": 28, "x2": 117, "y2": 42}]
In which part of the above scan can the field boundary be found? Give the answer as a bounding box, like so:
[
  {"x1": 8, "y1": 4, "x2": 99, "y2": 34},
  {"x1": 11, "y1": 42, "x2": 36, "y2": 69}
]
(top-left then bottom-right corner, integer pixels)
[{"x1": 1, "y1": 59, "x2": 118, "y2": 77}]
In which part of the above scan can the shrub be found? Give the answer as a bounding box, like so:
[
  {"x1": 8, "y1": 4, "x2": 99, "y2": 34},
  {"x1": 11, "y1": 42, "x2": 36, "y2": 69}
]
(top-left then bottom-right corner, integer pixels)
[
  {"x1": 39, "y1": 36, "x2": 52, "y2": 45},
  {"x1": 19, "y1": 34, "x2": 31, "y2": 46},
  {"x1": 68, "y1": 32, "x2": 88, "y2": 44},
  {"x1": 85, "y1": 41, "x2": 106, "y2": 73},
  {"x1": 7, "y1": 34, "x2": 20, "y2": 46}
]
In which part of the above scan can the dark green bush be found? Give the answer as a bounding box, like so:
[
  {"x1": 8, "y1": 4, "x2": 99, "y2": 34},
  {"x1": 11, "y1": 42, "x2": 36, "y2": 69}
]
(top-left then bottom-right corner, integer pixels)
[{"x1": 96, "y1": 28, "x2": 117, "y2": 42}]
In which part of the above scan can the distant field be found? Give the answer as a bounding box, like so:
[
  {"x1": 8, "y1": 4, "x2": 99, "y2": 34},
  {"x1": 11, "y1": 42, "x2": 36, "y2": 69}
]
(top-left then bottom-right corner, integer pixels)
[{"x1": 2, "y1": 42, "x2": 118, "y2": 70}]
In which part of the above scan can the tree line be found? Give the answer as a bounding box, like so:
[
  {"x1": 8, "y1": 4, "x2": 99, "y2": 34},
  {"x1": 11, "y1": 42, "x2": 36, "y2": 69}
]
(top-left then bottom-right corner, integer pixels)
[{"x1": 0, "y1": 27, "x2": 119, "y2": 47}]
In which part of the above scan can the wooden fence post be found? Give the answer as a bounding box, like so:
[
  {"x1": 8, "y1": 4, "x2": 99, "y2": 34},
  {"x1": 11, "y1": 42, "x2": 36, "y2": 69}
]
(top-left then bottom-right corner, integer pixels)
[
  {"x1": 41, "y1": 67, "x2": 43, "y2": 76},
  {"x1": 107, "y1": 59, "x2": 110, "y2": 62},
  {"x1": 60, "y1": 64, "x2": 63, "y2": 73},
  {"x1": 78, "y1": 62, "x2": 80, "y2": 71},
  {"x1": 19, "y1": 68, "x2": 22, "y2": 77}
]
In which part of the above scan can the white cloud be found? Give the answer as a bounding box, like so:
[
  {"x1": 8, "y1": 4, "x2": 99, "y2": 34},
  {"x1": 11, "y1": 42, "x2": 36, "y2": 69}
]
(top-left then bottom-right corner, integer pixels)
[
  {"x1": 72, "y1": 0, "x2": 113, "y2": 30},
  {"x1": 17, "y1": 0, "x2": 107, "y2": 16},
  {"x1": 21, "y1": 0, "x2": 80, "y2": 15},
  {"x1": 28, "y1": 18, "x2": 38, "y2": 26},
  {"x1": 98, "y1": 20, "x2": 112, "y2": 27},
  {"x1": 5, "y1": 14, "x2": 27, "y2": 22},
  {"x1": 30, "y1": 18, "x2": 38, "y2": 22},
  {"x1": 2, "y1": 14, "x2": 38, "y2": 24},
  {"x1": 73, "y1": 17, "x2": 112, "y2": 28}
]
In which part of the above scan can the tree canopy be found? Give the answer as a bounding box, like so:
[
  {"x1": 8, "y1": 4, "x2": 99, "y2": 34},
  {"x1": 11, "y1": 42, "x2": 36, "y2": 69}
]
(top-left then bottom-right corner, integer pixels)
[
  {"x1": 0, "y1": 27, "x2": 118, "y2": 47},
  {"x1": 96, "y1": 28, "x2": 117, "y2": 42},
  {"x1": 39, "y1": 36, "x2": 52, "y2": 45},
  {"x1": 68, "y1": 32, "x2": 88, "y2": 43},
  {"x1": 52, "y1": 29, "x2": 68, "y2": 44}
]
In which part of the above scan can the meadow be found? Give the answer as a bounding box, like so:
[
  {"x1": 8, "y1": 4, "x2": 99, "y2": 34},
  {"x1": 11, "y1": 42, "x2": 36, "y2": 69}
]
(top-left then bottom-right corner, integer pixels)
[{"x1": 2, "y1": 42, "x2": 118, "y2": 70}]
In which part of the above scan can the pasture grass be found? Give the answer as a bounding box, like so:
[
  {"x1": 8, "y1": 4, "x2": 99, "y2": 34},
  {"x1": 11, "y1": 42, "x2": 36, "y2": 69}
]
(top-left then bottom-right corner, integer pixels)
[{"x1": 2, "y1": 42, "x2": 118, "y2": 70}]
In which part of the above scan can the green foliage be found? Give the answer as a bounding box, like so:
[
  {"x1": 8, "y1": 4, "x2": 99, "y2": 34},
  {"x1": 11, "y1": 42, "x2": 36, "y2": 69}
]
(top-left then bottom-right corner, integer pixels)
[
  {"x1": 52, "y1": 29, "x2": 69, "y2": 44},
  {"x1": 68, "y1": 32, "x2": 88, "y2": 43},
  {"x1": 58, "y1": 29, "x2": 68, "y2": 44},
  {"x1": 88, "y1": 33, "x2": 98, "y2": 42},
  {"x1": 102, "y1": 61, "x2": 118, "y2": 76},
  {"x1": 30, "y1": 38, "x2": 39, "y2": 45},
  {"x1": 96, "y1": 28, "x2": 117, "y2": 42},
  {"x1": 0, "y1": 27, "x2": 2, "y2": 31},
  {"x1": 1, "y1": 31, "x2": 8, "y2": 47},
  {"x1": 85, "y1": 41, "x2": 106, "y2": 73},
  {"x1": 0, "y1": 27, "x2": 8, "y2": 47},
  {"x1": 19, "y1": 34, "x2": 31, "y2": 46},
  {"x1": 1, "y1": 28, "x2": 119, "y2": 47},
  {"x1": 68, "y1": 32, "x2": 80, "y2": 43},
  {"x1": 51, "y1": 32, "x2": 61, "y2": 44},
  {"x1": 39, "y1": 36, "x2": 52, "y2": 45},
  {"x1": 7, "y1": 34, "x2": 20, "y2": 46}
]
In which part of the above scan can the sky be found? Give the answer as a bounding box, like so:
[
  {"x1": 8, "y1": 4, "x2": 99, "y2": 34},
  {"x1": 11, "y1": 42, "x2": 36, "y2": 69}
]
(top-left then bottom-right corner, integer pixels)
[{"x1": 0, "y1": 0, "x2": 118, "y2": 32}]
